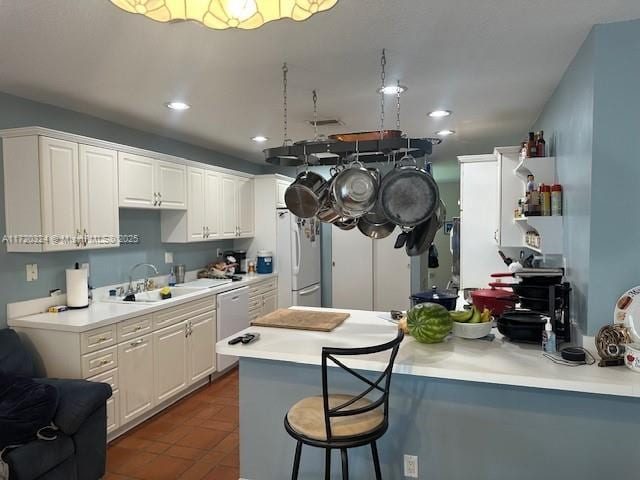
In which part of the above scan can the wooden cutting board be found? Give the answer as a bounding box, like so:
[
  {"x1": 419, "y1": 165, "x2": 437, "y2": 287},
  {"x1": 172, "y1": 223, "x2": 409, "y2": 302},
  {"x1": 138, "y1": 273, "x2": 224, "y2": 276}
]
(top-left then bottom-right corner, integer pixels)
[{"x1": 251, "y1": 309, "x2": 350, "y2": 332}]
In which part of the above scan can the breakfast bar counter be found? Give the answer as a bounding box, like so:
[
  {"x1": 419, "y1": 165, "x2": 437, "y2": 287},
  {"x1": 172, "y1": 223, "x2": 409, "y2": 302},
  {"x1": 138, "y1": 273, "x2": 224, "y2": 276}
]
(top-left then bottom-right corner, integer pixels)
[{"x1": 217, "y1": 307, "x2": 640, "y2": 480}]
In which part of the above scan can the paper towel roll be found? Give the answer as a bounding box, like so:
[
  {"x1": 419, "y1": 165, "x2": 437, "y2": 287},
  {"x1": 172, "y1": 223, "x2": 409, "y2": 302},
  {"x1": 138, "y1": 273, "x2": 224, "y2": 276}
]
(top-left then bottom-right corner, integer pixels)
[{"x1": 66, "y1": 268, "x2": 89, "y2": 308}]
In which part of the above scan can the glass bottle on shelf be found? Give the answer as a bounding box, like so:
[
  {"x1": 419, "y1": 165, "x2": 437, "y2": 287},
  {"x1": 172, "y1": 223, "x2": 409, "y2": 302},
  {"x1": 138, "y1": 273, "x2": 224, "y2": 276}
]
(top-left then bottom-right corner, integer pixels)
[
  {"x1": 527, "y1": 132, "x2": 537, "y2": 158},
  {"x1": 536, "y1": 130, "x2": 546, "y2": 157}
]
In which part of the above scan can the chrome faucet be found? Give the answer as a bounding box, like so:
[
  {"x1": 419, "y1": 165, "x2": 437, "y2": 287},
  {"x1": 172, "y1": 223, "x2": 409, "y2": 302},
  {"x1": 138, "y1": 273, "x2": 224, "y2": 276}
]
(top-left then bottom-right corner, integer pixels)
[{"x1": 128, "y1": 263, "x2": 159, "y2": 294}]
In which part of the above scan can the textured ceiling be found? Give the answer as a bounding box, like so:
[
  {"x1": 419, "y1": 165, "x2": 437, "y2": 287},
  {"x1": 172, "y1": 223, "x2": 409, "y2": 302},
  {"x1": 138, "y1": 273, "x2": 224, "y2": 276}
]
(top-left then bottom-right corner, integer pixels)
[{"x1": 1, "y1": 0, "x2": 639, "y2": 166}]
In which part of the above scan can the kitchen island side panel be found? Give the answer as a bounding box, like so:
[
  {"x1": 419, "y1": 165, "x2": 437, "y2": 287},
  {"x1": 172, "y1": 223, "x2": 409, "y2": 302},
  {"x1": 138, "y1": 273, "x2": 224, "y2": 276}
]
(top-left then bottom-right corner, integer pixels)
[{"x1": 239, "y1": 358, "x2": 639, "y2": 480}]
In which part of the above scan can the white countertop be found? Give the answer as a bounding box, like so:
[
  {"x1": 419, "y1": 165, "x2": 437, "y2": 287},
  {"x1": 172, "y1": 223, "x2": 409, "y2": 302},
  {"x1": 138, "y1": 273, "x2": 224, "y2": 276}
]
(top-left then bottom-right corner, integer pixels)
[
  {"x1": 8, "y1": 273, "x2": 277, "y2": 333},
  {"x1": 216, "y1": 307, "x2": 640, "y2": 399}
]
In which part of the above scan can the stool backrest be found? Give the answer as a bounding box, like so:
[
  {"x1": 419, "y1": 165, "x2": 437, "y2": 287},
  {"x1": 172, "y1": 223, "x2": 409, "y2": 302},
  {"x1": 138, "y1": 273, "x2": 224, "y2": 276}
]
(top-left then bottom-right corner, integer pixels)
[{"x1": 320, "y1": 330, "x2": 404, "y2": 441}]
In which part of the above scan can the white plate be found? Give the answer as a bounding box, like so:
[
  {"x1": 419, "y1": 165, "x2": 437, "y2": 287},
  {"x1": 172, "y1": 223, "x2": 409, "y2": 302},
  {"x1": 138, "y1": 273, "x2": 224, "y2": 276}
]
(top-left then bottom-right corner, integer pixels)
[{"x1": 614, "y1": 286, "x2": 640, "y2": 343}]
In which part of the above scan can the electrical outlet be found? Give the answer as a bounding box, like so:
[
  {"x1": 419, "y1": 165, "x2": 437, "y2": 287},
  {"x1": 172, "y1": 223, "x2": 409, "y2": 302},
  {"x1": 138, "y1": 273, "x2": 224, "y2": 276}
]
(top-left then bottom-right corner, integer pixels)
[
  {"x1": 216, "y1": 248, "x2": 222, "y2": 258},
  {"x1": 403, "y1": 454, "x2": 418, "y2": 478},
  {"x1": 81, "y1": 263, "x2": 90, "y2": 277},
  {"x1": 26, "y1": 264, "x2": 38, "y2": 282},
  {"x1": 165, "y1": 252, "x2": 174, "y2": 264}
]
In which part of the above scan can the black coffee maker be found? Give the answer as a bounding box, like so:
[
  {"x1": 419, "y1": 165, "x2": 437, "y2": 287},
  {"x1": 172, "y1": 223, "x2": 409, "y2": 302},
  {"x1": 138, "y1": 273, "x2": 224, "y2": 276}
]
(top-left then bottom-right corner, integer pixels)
[{"x1": 224, "y1": 250, "x2": 248, "y2": 274}]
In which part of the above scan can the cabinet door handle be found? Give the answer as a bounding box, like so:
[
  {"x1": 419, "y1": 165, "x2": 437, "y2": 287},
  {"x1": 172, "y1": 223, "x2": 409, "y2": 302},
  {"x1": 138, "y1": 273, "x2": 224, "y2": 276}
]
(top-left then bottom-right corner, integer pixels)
[
  {"x1": 130, "y1": 339, "x2": 144, "y2": 347},
  {"x1": 75, "y1": 229, "x2": 81, "y2": 247},
  {"x1": 158, "y1": 192, "x2": 162, "y2": 207},
  {"x1": 83, "y1": 229, "x2": 88, "y2": 247},
  {"x1": 153, "y1": 192, "x2": 158, "y2": 206},
  {"x1": 185, "y1": 323, "x2": 189, "y2": 337}
]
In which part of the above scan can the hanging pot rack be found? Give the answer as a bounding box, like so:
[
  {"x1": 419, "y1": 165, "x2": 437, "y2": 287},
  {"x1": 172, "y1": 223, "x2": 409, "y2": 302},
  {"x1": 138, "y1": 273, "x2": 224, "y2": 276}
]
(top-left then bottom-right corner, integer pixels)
[
  {"x1": 264, "y1": 137, "x2": 436, "y2": 166},
  {"x1": 266, "y1": 51, "x2": 441, "y2": 166}
]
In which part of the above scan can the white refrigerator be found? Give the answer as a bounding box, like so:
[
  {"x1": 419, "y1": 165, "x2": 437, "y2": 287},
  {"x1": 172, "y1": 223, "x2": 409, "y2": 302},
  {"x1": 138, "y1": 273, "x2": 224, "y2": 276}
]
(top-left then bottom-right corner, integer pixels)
[{"x1": 276, "y1": 210, "x2": 322, "y2": 308}]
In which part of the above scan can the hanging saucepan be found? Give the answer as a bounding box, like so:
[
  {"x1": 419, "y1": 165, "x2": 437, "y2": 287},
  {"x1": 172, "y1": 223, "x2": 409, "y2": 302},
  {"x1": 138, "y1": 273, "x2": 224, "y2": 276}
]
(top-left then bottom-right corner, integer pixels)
[
  {"x1": 379, "y1": 156, "x2": 440, "y2": 229},
  {"x1": 334, "y1": 217, "x2": 359, "y2": 231},
  {"x1": 316, "y1": 167, "x2": 343, "y2": 224},
  {"x1": 331, "y1": 160, "x2": 379, "y2": 218},
  {"x1": 284, "y1": 170, "x2": 327, "y2": 219},
  {"x1": 405, "y1": 199, "x2": 446, "y2": 257},
  {"x1": 357, "y1": 197, "x2": 396, "y2": 240}
]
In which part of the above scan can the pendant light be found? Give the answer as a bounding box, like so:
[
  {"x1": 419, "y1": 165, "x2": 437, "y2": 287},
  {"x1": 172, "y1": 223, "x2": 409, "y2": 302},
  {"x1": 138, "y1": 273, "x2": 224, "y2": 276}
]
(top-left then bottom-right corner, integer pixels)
[{"x1": 109, "y1": 0, "x2": 338, "y2": 30}]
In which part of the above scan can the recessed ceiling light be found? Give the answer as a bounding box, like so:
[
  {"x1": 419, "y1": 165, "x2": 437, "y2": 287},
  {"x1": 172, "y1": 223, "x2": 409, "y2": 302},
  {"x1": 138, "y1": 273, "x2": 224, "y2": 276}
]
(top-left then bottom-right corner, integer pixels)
[
  {"x1": 166, "y1": 101, "x2": 190, "y2": 111},
  {"x1": 436, "y1": 129, "x2": 456, "y2": 136},
  {"x1": 378, "y1": 85, "x2": 407, "y2": 95},
  {"x1": 251, "y1": 136, "x2": 269, "y2": 143},
  {"x1": 428, "y1": 110, "x2": 452, "y2": 118}
]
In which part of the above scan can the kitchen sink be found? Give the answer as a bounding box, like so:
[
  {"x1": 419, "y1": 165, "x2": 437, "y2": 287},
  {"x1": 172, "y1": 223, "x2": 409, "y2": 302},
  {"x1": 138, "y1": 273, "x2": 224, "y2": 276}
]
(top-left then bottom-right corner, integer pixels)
[{"x1": 101, "y1": 286, "x2": 205, "y2": 304}]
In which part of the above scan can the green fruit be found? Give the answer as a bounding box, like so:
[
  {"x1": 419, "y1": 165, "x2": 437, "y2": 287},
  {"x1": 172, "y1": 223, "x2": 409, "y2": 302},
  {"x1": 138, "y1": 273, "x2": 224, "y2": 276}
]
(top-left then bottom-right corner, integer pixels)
[
  {"x1": 407, "y1": 303, "x2": 453, "y2": 344},
  {"x1": 469, "y1": 307, "x2": 482, "y2": 324},
  {"x1": 450, "y1": 309, "x2": 474, "y2": 323}
]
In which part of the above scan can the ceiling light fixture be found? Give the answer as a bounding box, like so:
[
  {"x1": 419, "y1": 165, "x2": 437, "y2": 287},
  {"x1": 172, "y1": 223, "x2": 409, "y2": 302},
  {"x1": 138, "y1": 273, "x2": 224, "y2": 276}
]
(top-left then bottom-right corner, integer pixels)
[
  {"x1": 378, "y1": 84, "x2": 407, "y2": 95},
  {"x1": 251, "y1": 135, "x2": 269, "y2": 143},
  {"x1": 109, "y1": 0, "x2": 338, "y2": 30},
  {"x1": 166, "y1": 101, "x2": 190, "y2": 111},
  {"x1": 428, "y1": 110, "x2": 452, "y2": 118},
  {"x1": 436, "y1": 129, "x2": 456, "y2": 137}
]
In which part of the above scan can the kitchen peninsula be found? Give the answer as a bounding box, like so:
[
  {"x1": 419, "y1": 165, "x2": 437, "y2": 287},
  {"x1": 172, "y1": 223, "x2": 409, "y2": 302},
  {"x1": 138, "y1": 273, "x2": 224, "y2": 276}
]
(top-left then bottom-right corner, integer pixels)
[{"x1": 217, "y1": 307, "x2": 640, "y2": 480}]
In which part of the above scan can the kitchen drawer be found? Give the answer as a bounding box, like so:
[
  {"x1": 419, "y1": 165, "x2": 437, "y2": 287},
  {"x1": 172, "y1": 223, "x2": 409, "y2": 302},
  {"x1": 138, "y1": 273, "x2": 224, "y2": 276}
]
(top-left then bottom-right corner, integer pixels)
[
  {"x1": 250, "y1": 278, "x2": 277, "y2": 297},
  {"x1": 118, "y1": 314, "x2": 153, "y2": 342},
  {"x1": 87, "y1": 367, "x2": 119, "y2": 391},
  {"x1": 81, "y1": 345, "x2": 118, "y2": 378},
  {"x1": 153, "y1": 295, "x2": 214, "y2": 330},
  {"x1": 248, "y1": 296, "x2": 262, "y2": 311},
  {"x1": 81, "y1": 324, "x2": 117, "y2": 354},
  {"x1": 249, "y1": 309, "x2": 262, "y2": 321},
  {"x1": 106, "y1": 390, "x2": 120, "y2": 434}
]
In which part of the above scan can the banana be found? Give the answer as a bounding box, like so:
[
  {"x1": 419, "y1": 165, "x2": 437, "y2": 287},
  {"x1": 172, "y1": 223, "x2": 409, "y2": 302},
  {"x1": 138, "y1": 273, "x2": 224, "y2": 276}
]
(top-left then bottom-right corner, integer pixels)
[
  {"x1": 469, "y1": 307, "x2": 482, "y2": 324},
  {"x1": 450, "y1": 309, "x2": 474, "y2": 323},
  {"x1": 480, "y1": 308, "x2": 492, "y2": 323}
]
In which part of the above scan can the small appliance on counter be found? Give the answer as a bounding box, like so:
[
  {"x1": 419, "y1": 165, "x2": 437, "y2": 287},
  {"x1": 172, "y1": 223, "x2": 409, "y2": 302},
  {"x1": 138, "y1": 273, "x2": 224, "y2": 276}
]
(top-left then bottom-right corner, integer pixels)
[
  {"x1": 224, "y1": 250, "x2": 248, "y2": 274},
  {"x1": 66, "y1": 263, "x2": 89, "y2": 309}
]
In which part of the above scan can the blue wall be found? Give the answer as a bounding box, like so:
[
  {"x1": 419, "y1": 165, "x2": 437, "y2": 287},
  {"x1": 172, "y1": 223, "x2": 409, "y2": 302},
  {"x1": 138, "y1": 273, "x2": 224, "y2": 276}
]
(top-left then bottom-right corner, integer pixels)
[
  {"x1": 0, "y1": 92, "x2": 265, "y2": 327},
  {"x1": 532, "y1": 31, "x2": 595, "y2": 334},
  {"x1": 534, "y1": 18, "x2": 640, "y2": 335},
  {"x1": 240, "y1": 358, "x2": 640, "y2": 480}
]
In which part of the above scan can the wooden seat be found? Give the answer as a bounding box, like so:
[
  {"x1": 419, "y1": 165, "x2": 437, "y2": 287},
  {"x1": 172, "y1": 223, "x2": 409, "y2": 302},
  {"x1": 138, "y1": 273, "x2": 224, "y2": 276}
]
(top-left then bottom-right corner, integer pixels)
[
  {"x1": 284, "y1": 330, "x2": 404, "y2": 480},
  {"x1": 287, "y1": 394, "x2": 384, "y2": 441}
]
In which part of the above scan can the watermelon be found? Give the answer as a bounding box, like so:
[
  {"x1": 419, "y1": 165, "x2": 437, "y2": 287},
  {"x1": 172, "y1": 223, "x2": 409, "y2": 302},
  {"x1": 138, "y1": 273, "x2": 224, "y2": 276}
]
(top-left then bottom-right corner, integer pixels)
[{"x1": 407, "y1": 302, "x2": 453, "y2": 344}]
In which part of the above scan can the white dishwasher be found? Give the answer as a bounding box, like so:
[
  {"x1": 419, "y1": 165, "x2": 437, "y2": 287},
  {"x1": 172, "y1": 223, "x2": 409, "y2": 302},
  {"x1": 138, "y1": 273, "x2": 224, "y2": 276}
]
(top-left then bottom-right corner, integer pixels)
[{"x1": 216, "y1": 286, "x2": 249, "y2": 371}]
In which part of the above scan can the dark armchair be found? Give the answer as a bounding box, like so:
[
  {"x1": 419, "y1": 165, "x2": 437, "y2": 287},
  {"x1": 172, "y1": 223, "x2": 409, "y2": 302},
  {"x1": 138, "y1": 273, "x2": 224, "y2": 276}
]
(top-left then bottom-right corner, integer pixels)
[{"x1": 0, "y1": 329, "x2": 112, "y2": 480}]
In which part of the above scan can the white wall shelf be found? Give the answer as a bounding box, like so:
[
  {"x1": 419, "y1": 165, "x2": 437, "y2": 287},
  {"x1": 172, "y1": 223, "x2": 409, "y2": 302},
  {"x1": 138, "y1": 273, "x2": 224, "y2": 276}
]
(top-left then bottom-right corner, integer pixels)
[
  {"x1": 514, "y1": 216, "x2": 563, "y2": 254},
  {"x1": 514, "y1": 156, "x2": 557, "y2": 184}
]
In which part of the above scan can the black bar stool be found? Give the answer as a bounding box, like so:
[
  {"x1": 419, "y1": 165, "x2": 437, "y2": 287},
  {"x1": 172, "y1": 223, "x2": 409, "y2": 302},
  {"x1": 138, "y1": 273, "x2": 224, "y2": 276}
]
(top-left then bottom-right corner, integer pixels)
[{"x1": 284, "y1": 330, "x2": 404, "y2": 480}]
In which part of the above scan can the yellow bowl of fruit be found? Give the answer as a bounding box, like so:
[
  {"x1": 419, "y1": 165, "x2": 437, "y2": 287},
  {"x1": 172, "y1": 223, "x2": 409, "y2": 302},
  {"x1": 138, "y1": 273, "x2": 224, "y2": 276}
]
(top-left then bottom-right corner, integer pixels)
[{"x1": 450, "y1": 307, "x2": 493, "y2": 339}]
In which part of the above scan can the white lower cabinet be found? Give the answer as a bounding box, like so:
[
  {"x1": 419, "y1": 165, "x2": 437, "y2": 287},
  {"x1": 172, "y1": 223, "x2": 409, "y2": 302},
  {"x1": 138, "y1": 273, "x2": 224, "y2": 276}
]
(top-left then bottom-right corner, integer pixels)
[
  {"x1": 153, "y1": 321, "x2": 189, "y2": 404},
  {"x1": 14, "y1": 291, "x2": 228, "y2": 440},
  {"x1": 189, "y1": 311, "x2": 216, "y2": 384},
  {"x1": 248, "y1": 278, "x2": 278, "y2": 320},
  {"x1": 118, "y1": 335, "x2": 155, "y2": 424}
]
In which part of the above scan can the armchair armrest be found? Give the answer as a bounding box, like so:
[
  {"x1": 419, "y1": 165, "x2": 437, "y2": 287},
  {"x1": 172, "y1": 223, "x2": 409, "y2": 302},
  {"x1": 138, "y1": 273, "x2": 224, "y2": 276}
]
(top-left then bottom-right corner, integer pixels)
[{"x1": 34, "y1": 379, "x2": 112, "y2": 436}]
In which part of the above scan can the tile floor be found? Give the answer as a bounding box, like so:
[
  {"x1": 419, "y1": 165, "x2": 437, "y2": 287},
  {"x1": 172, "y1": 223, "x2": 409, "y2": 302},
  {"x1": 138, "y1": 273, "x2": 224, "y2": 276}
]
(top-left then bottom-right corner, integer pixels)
[{"x1": 105, "y1": 368, "x2": 240, "y2": 480}]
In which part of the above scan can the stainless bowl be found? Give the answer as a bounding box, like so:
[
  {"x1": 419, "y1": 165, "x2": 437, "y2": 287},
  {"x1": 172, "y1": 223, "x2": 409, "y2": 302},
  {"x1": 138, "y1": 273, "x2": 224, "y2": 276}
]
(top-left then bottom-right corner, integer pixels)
[{"x1": 331, "y1": 165, "x2": 379, "y2": 218}]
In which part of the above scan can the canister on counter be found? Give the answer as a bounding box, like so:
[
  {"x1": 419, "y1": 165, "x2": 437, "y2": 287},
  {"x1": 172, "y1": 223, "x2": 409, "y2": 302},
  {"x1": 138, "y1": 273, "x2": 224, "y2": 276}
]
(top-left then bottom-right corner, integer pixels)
[
  {"x1": 540, "y1": 184, "x2": 551, "y2": 216},
  {"x1": 551, "y1": 184, "x2": 563, "y2": 216}
]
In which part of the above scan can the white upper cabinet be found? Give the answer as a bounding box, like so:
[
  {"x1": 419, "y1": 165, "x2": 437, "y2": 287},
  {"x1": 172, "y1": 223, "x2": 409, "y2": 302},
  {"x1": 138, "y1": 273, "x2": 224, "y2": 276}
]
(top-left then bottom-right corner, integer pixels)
[
  {"x1": 79, "y1": 145, "x2": 120, "y2": 249},
  {"x1": 187, "y1": 167, "x2": 206, "y2": 242},
  {"x1": 204, "y1": 170, "x2": 221, "y2": 239},
  {"x1": 118, "y1": 153, "x2": 155, "y2": 208},
  {"x1": 160, "y1": 167, "x2": 225, "y2": 243},
  {"x1": 118, "y1": 153, "x2": 186, "y2": 210},
  {"x1": 156, "y1": 160, "x2": 187, "y2": 209},
  {"x1": 2, "y1": 134, "x2": 120, "y2": 252},
  {"x1": 221, "y1": 174, "x2": 238, "y2": 237},
  {"x1": 276, "y1": 179, "x2": 290, "y2": 208},
  {"x1": 39, "y1": 137, "x2": 81, "y2": 252},
  {"x1": 494, "y1": 146, "x2": 523, "y2": 248},
  {"x1": 237, "y1": 176, "x2": 254, "y2": 238},
  {"x1": 220, "y1": 174, "x2": 254, "y2": 239}
]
